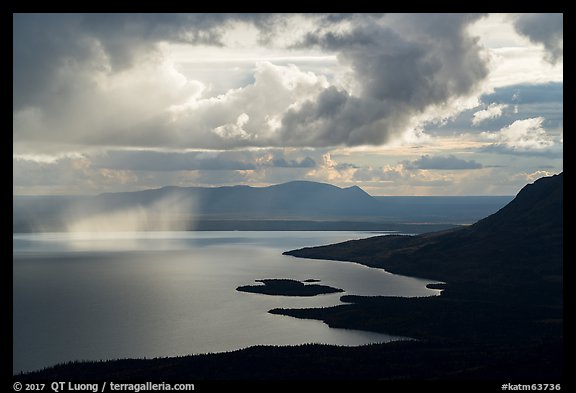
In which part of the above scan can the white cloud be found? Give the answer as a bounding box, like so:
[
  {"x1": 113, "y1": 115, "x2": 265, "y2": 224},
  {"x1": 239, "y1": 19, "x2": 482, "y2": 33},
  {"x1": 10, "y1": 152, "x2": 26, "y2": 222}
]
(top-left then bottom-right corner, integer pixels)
[
  {"x1": 12, "y1": 14, "x2": 563, "y2": 196},
  {"x1": 168, "y1": 61, "x2": 331, "y2": 148},
  {"x1": 511, "y1": 170, "x2": 556, "y2": 184},
  {"x1": 212, "y1": 113, "x2": 252, "y2": 141},
  {"x1": 484, "y1": 117, "x2": 553, "y2": 150},
  {"x1": 304, "y1": 153, "x2": 358, "y2": 184},
  {"x1": 467, "y1": 13, "x2": 562, "y2": 89},
  {"x1": 472, "y1": 103, "x2": 508, "y2": 125},
  {"x1": 487, "y1": 47, "x2": 563, "y2": 88}
]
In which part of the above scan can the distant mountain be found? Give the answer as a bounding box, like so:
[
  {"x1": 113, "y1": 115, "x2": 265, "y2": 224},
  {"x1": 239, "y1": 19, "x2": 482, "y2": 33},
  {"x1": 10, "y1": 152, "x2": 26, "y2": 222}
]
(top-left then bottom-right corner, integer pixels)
[
  {"x1": 12, "y1": 180, "x2": 512, "y2": 232},
  {"x1": 13, "y1": 181, "x2": 386, "y2": 232},
  {"x1": 286, "y1": 173, "x2": 563, "y2": 302},
  {"x1": 90, "y1": 180, "x2": 383, "y2": 217}
]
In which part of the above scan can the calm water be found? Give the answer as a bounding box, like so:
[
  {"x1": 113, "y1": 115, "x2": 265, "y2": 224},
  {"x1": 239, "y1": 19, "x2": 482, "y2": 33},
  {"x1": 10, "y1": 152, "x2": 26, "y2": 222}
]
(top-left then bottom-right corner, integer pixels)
[{"x1": 13, "y1": 231, "x2": 439, "y2": 373}]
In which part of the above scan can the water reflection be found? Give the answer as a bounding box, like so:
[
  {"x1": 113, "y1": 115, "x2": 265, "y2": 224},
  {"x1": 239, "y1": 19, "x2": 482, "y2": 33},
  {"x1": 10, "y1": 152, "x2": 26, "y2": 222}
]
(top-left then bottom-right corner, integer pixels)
[{"x1": 13, "y1": 231, "x2": 438, "y2": 373}]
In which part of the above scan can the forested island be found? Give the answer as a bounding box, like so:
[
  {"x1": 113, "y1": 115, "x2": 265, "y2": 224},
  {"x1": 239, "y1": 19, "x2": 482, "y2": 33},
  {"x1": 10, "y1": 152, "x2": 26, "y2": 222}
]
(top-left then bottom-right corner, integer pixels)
[{"x1": 237, "y1": 279, "x2": 344, "y2": 296}]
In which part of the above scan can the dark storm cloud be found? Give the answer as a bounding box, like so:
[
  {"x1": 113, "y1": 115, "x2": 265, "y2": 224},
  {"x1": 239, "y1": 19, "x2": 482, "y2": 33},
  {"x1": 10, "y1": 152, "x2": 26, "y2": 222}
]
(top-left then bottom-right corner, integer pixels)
[
  {"x1": 14, "y1": 13, "x2": 490, "y2": 151},
  {"x1": 13, "y1": 13, "x2": 174, "y2": 111},
  {"x1": 80, "y1": 13, "x2": 288, "y2": 63},
  {"x1": 280, "y1": 13, "x2": 489, "y2": 146},
  {"x1": 405, "y1": 155, "x2": 484, "y2": 170},
  {"x1": 79, "y1": 13, "x2": 226, "y2": 71},
  {"x1": 513, "y1": 13, "x2": 563, "y2": 63},
  {"x1": 13, "y1": 13, "x2": 278, "y2": 112},
  {"x1": 13, "y1": 13, "x2": 90, "y2": 111}
]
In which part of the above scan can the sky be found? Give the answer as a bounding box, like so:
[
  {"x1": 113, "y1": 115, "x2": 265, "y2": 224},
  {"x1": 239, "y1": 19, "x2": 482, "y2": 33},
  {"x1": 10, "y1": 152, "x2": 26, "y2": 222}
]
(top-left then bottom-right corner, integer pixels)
[{"x1": 13, "y1": 13, "x2": 563, "y2": 196}]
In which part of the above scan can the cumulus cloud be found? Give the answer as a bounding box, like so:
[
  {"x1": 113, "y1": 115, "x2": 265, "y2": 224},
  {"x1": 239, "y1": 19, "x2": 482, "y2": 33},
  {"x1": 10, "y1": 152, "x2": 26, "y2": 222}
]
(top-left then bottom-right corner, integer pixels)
[
  {"x1": 481, "y1": 117, "x2": 560, "y2": 155},
  {"x1": 165, "y1": 61, "x2": 331, "y2": 149},
  {"x1": 472, "y1": 103, "x2": 508, "y2": 125},
  {"x1": 422, "y1": 82, "x2": 563, "y2": 136},
  {"x1": 304, "y1": 153, "x2": 358, "y2": 183},
  {"x1": 281, "y1": 13, "x2": 490, "y2": 146},
  {"x1": 513, "y1": 13, "x2": 563, "y2": 64},
  {"x1": 12, "y1": 13, "x2": 292, "y2": 153},
  {"x1": 13, "y1": 13, "x2": 216, "y2": 112},
  {"x1": 13, "y1": 13, "x2": 287, "y2": 111},
  {"x1": 14, "y1": 13, "x2": 490, "y2": 153},
  {"x1": 14, "y1": 60, "x2": 332, "y2": 152},
  {"x1": 404, "y1": 155, "x2": 484, "y2": 170},
  {"x1": 516, "y1": 170, "x2": 555, "y2": 183},
  {"x1": 13, "y1": 54, "x2": 202, "y2": 152}
]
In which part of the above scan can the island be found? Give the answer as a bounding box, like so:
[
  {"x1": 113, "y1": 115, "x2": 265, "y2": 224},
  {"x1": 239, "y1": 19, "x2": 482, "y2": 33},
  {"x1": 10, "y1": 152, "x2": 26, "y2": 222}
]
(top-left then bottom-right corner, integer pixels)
[
  {"x1": 425, "y1": 283, "x2": 446, "y2": 290},
  {"x1": 236, "y1": 279, "x2": 344, "y2": 297}
]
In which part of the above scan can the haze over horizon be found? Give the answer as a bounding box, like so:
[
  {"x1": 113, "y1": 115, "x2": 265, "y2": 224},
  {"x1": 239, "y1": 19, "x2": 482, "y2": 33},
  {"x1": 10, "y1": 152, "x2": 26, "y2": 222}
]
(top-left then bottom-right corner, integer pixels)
[{"x1": 13, "y1": 13, "x2": 563, "y2": 196}]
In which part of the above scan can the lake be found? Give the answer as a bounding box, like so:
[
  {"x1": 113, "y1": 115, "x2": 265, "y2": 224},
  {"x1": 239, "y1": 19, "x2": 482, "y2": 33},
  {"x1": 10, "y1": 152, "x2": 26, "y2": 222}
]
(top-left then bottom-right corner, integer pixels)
[{"x1": 13, "y1": 231, "x2": 439, "y2": 374}]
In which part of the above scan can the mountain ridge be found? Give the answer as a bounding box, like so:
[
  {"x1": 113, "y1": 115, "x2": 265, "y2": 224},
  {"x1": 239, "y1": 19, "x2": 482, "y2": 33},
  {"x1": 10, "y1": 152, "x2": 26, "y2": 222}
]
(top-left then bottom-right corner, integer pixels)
[
  {"x1": 14, "y1": 180, "x2": 513, "y2": 232},
  {"x1": 269, "y1": 172, "x2": 563, "y2": 377},
  {"x1": 53, "y1": 180, "x2": 383, "y2": 217},
  {"x1": 284, "y1": 172, "x2": 563, "y2": 300}
]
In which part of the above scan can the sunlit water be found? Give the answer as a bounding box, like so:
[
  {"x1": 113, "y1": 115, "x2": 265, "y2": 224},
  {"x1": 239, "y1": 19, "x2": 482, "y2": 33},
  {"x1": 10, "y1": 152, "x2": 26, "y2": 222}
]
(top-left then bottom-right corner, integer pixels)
[{"x1": 13, "y1": 231, "x2": 439, "y2": 374}]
